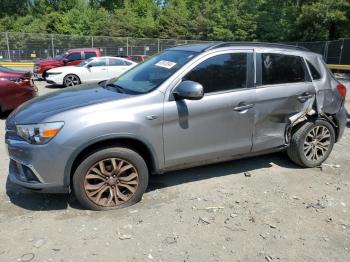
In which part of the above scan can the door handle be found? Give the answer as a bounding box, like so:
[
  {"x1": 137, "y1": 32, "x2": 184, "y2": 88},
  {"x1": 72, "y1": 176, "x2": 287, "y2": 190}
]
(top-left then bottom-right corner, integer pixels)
[
  {"x1": 233, "y1": 103, "x2": 254, "y2": 112},
  {"x1": 297, "y1": 92, "x2": 313, "y2": 102},
  {"x1": 101, "y1": 68, "x2": 107, "y2": 71}
]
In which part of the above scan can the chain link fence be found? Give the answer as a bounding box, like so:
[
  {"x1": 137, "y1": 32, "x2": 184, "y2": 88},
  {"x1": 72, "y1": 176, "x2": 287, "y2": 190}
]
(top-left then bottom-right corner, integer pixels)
[
  {"x1": 0, "y1": 32, "x2": 210, "y2": 61},
  {"x1": 0, "y1": 32, "x2": 349, "y2": 64}
]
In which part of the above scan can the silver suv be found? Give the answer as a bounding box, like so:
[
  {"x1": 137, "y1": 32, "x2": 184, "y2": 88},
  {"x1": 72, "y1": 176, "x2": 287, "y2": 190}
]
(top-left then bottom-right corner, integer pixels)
[{"x1": 5, "y1": 43, "x2": 347, "y2": 210}]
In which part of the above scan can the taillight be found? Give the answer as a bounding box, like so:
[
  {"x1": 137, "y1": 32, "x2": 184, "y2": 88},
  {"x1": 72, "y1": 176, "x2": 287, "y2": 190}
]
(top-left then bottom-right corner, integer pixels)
[{"x1": 337, "y1": 83, "x2": 347, "y2": 98}]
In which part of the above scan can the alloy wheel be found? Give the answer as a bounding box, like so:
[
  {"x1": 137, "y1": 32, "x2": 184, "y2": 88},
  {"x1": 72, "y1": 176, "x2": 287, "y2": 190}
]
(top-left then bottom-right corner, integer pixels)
[
  {"x1": 64, "y1": 75, "x2": 79, "y2": 86},
  {"x1": 83, "y1": 158, "x2": 139, "y2": 207},
  {"x1": 303, "y1": 125, "x2": 331, "y2": 162}
]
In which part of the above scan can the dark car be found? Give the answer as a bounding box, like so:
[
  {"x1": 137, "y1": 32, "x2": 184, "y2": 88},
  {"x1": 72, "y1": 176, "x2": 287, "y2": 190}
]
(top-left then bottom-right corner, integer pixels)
[
  {"x1": 33, "y1": 48, "x2": 102, "y2": 79},
  {"x1": 0, "y1": 66, "x2": 32, "y2": 81},
  {"x1": 0, "y1": 78, "x2": 37, "y2": 113}
]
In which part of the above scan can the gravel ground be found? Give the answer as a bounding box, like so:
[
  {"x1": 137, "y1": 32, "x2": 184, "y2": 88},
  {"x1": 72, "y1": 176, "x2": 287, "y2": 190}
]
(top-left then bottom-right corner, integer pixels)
[{"x1": 0, "y1": 80, "x2": 349, "y2": 262}]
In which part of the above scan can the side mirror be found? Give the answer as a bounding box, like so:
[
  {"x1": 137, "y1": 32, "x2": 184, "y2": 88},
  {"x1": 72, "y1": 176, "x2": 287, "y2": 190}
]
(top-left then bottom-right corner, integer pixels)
[
  {"x1": 63, "y1": 58, "x2": 68, "y2": 65},
  {"x1": 173, "y1": 81, "x2": 204, "y2": 100},
  {"x1": 87, "y1": 63, "x2": 93, "y2": 68}
]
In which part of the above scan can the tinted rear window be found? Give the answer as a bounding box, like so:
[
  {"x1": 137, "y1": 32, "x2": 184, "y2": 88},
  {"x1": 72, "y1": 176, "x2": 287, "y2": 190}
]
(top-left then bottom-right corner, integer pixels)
[
  {"x1": 109, "y1": 58, "x2": 126, "y2": 66},
  {"x1": 66, "y1": 52, "x2": 82, "y2": 61},
  {"x1": 262, "y1": 53, "x2": 306, "y2": 85},
  {"x1": 307, "y1": 61, "x2": 321, "y2": 80},
  {"x1": 85, "y1": 52, "x2": 97, "y2": 59}
]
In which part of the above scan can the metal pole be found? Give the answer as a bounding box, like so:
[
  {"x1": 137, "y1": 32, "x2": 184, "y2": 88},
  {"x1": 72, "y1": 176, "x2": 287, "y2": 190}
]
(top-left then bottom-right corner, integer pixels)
[
  {"x1": 338, "y1": 39, "x2": 344, "y2": 65},
  {"x1": 91, "y1": 36, "x2": 94, "y2": 48},
  {"x1": 324, "y1": 41, "x2": 329, "y2": 62},
  {"x1": 5, "y1": 32, "x2": 11, "y2": 61},
  {"x1": 126, "y1": 37, "x2": 129, "y2": 56},
  {"x1": 51, "y1": 34, "x2": 55, "y2": 58},
  {"x1": 157, "y1": 39, "x2": 160, "y2": 53}
]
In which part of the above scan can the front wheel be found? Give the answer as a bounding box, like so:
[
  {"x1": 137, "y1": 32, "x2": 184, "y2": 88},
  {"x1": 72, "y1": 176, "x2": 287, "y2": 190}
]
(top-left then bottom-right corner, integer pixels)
[
  {"x1": 73, "y1": 147, "x2": 149, "y2": 210},
  {"x1": 63, "y1": 74, "x2": 81, "y2": 87},
  {"x1": 287, "y1": 119, "x2": 335, "y2": 167}
]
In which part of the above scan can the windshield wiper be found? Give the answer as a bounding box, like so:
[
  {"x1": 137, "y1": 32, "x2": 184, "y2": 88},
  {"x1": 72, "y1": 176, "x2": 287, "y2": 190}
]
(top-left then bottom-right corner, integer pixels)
[{"x1": 105, "y1": 83, "x2": 125, "y2": 93}]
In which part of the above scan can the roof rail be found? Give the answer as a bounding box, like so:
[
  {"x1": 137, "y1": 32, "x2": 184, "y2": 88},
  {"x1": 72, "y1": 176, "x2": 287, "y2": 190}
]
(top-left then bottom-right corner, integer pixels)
[{"x1": 204, "y1": 42, "x2": 309, "y2": 52}]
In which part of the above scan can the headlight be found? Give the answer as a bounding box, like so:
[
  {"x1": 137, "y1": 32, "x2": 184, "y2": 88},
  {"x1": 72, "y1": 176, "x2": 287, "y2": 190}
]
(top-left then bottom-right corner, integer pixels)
[
  {"x1": 16, "y1": 122, "x2": 64, "y2": 145},
  {"x1": 47, "y1": 72, "x2": 62, "y2": 76}
]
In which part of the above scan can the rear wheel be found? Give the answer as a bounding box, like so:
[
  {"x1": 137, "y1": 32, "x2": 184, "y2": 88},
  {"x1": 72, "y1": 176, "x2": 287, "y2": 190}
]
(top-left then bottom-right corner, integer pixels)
[
  {"x1": 287, "y1": 119, "x2": 335, "y2": 167},
  {"x1": 63, "y1": 74, "x2": 81, "y2": 87},
  {"x1": 73, "y1": 147, "x2": 149, "y2": 210}
]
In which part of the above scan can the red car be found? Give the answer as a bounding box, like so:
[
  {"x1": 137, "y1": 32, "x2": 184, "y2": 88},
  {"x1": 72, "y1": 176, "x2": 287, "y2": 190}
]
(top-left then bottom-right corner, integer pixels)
[
  {"x1": 0, "y1": 66, "x2": 32, "y2": 81},
  {"x1": 119, "y1": 55, "x2": 149, "y2": 63},
  {"x1": 0, "y1": 78, "x2": 37, "y2": 113},
  {"x1": 33, "y1": 48, "x2": 102, "y2": 79}
]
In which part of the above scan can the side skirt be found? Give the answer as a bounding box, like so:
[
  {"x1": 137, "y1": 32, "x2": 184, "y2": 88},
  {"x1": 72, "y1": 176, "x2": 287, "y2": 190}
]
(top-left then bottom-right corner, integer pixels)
[{"x1": 154, "y1": 145, "x2": 287, "y2": 174}]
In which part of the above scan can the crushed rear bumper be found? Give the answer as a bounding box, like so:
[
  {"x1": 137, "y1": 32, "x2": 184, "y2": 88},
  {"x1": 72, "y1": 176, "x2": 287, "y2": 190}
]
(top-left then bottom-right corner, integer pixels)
[{"x1": 334, "y1": 104, "x2": 347, "y2": 142}]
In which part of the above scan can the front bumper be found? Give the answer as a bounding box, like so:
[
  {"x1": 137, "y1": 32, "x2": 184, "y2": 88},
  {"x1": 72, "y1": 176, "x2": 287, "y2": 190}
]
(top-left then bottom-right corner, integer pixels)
[
  {"x1": 6, "y1": 135, "x2": 71, "y2": 193},
  {"x1": 46, "y1": 74, "x2": 63, "y2": 85}
]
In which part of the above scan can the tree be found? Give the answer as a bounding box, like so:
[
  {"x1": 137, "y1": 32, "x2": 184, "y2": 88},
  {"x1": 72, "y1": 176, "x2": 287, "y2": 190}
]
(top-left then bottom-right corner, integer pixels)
[
  {"x1": 296, "y1": 0, "x2": 350, "y2": 40},
  {"x1": 0, "y1": 0, "x2": 31, "y2": 18},
  {"x1": 0, "y1": 0, "x2": 349, "y2": 42},
  {"x1": 158, "y1": 0, "x2": 189, "y2": 39}
]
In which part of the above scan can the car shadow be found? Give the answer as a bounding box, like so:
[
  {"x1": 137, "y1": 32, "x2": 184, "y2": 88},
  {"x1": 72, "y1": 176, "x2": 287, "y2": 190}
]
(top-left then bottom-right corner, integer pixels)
[
  {"x1": 45, "y1": 84, "x2": 65, "y2": 89},
  {"x1": 147, "y1": 152, "x2": 298, "y2": 191},
  {"x1": 5, "y1": 178, "x2": 84, "y2": 211},
  {"x1": 6, "y1": 152, "x2": 300, "y2": 211}
]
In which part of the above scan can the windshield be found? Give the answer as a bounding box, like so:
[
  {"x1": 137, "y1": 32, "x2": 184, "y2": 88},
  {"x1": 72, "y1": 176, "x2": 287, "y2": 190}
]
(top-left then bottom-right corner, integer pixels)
[
  {"x1": 78, "y1": 57, "x2": 94, "y2": 67},
  {"x1": 107, "y1": 50, "x2": 197, "y2": 94},
  {"x1": 54, "y1": 52, "x2": 68, "y2": 61}
]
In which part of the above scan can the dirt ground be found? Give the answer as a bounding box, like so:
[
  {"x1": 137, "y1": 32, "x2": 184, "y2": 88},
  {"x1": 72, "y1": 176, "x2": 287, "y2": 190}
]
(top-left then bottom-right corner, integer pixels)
[{"x1": 0, "y1": 80, "x2": 349, "y2": 262}]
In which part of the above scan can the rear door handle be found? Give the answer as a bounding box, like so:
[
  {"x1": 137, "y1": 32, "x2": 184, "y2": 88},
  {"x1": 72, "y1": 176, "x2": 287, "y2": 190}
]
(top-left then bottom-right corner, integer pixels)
[
  {"x1": 233, "y1": 103, "x2": 254, "y2": 112},
  {"x1": 298, "y1": 92, "x2": 313, "y2": 102}
]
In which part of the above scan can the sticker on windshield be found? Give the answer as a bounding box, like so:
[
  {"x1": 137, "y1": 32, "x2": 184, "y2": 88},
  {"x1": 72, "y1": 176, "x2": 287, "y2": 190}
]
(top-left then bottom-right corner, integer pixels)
[{"x1": 155, "y1": 60, "x2": 177, "y2": 69}]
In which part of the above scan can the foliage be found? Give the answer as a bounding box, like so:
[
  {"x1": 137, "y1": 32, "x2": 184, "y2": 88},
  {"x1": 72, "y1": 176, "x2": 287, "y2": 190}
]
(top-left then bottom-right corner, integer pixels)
[{"x1": 0, "y1": 0, "x2": 349, "y2": 41}]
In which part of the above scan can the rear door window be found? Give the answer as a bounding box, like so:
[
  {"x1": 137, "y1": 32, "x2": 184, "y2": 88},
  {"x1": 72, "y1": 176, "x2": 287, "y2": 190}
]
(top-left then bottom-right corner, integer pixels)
[
  {"x1": 261, "y1": 53, "x2": 307, "y2": 85},
  {"x1": 66, "y1": 52, "x2": 82, "y2": 62},
  {"x1": 109, "y1": 58, "x2": 126, "y2": 66},
  {"x1": 85, "y1": 52, "x2": 97, "y2": 59},
  {"x1": 184, "y1": 53, "x2": 248, "y2": 94}
]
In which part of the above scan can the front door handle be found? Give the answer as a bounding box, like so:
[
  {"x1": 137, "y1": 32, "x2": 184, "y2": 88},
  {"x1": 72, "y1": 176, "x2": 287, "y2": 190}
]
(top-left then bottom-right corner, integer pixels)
[
  {"x1": 233, "y1": 103, "x2": 254, "y2": 112},
  {"x1": 298, "y1": 92, "x2": 313, "y2": 102}
]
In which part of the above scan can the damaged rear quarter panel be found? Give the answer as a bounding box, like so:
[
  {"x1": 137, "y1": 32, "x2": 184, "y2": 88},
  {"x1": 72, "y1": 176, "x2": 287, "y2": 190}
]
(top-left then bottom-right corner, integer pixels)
[{"x1": 308, "y1": 55, "x2": 343, "y2": 115}]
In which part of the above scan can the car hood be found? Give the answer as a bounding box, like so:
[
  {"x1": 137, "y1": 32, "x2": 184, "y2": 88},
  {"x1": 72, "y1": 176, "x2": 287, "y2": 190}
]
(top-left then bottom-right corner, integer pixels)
[
  {"x1": 36, "y1": 59, "x2": 61, "y2": 66},
  {"x1": 0, "y1": 70, "x2": 31, "y2": 79},
  {"x1": 48, "y1": 66, "x2": 79, "y2": 73},
  {"x1": 10, "y1": 84, "x2": 130, "y2": 124}
]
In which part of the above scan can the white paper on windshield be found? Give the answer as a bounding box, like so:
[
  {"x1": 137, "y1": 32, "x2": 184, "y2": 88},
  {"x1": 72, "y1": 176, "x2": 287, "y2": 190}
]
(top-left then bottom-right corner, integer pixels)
[{"x1": 155, "y1": 60, "x2": 177, "y2": 69}]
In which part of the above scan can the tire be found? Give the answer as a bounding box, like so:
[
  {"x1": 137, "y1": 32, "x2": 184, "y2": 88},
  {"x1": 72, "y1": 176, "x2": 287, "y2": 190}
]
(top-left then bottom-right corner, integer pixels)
[
  {"x1": 287, "y1": 119, "x2": 335, "y2": 168},
  {"x1": 42, "y1": 71, "x2": 48, "y2": 80},
  {"x1": 63, "y1": 74, "x2": 81, "y2": 87},
  {"x1": 73, "y1": 147, "x2": 149, "y2": 211}
]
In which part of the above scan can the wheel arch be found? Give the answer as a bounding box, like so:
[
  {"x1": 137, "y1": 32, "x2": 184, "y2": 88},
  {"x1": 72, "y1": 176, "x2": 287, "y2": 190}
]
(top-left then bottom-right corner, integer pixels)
[
  {"x1": 288, "y1": 112, "x2": 341, "y2": 143},
  {"x1": 65, "y1": 135, "x2": 158, "y2": 187}
]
